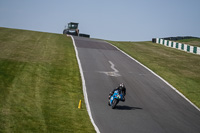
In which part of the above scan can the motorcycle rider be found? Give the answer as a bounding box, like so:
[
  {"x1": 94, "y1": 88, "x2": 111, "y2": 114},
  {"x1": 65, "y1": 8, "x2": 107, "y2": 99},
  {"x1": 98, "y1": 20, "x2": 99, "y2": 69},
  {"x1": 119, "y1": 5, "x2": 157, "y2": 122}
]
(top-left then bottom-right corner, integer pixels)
[{"x1": 108, "y1": 83, "x2": 126, "y2": 104}]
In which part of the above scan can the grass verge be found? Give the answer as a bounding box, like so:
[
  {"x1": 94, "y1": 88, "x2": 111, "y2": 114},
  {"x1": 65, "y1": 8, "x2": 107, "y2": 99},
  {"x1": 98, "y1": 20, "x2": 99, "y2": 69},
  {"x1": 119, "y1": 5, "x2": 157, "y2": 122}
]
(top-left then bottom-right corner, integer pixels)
[
  {"x1": 175, "y1": 38, "x2": 200, "y2": 47},
  {"x1": 0, "y1": 27, "x2": 95, "y2": 132},
  {"x1": 108, "y1": 40, "x2": 200, "y2": 108}
]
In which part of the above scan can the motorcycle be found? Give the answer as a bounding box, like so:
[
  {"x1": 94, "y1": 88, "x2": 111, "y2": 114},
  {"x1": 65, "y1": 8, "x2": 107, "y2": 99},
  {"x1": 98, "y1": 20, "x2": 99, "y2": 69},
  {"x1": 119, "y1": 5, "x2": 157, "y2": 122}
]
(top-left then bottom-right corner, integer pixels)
[{"x1": 108, "y1": 90, "x2": 124, "y2": 109}]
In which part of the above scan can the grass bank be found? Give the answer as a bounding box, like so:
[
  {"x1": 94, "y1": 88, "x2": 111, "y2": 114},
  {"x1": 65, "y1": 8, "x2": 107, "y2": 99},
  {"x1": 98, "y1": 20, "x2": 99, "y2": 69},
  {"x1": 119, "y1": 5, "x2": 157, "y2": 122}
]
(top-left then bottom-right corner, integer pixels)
[
  {"x1": 109, "y1": 40, "x2": 200, "y2": 108},
  {"x1": 175, "y1": 38, "x2": 200, "y2": 47},
  {"x1": 0, "y1": 27, "x2": 95, "y2": 132}
]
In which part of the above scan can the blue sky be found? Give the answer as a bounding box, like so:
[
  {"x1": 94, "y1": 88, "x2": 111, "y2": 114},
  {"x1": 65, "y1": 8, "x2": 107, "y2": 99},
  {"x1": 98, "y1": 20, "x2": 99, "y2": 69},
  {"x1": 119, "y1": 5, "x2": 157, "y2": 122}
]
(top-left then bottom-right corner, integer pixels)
[{"x1": 0, "y1": 0, "x2": 200, "y2": 41}]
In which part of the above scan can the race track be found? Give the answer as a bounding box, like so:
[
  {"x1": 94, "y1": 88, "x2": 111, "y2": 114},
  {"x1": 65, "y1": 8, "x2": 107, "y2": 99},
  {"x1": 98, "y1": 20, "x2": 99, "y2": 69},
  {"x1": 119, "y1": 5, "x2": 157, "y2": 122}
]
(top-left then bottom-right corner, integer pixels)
[{"x1": 72, "y1": 36, "x2": 200, "y2": 133}]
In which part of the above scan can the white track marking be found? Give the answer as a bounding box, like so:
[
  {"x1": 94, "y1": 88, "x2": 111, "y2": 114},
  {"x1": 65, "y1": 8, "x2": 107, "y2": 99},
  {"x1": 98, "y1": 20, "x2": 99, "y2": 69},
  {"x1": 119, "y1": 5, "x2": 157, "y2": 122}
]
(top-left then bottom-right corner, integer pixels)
[
  {"x1": 106, "y1": 41, "x2": 200, "y2": 111},
  {"x1": 70, "y1": 35, "x2": 100, "y2": 133},
  {"x1": 109, "y1": 61, "x2": 118, "y2": 72},
  {"x1": 99, "y1": 61, "x2": 121, "y2": 77}
]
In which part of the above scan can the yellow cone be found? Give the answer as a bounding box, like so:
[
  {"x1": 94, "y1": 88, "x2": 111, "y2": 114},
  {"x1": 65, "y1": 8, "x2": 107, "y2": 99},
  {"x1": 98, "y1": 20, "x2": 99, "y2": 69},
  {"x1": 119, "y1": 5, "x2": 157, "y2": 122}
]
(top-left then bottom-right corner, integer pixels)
[{"x1": 78, "y1": 100, "x2": 82, "y2": 109}]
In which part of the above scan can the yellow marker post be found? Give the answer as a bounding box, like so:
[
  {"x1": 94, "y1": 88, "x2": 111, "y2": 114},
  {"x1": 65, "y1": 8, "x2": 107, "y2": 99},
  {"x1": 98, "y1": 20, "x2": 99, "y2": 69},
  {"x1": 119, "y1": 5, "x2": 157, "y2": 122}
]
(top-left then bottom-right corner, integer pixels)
[{"x1": 78, "y1": 100, "x2": 82, "y2": 109}]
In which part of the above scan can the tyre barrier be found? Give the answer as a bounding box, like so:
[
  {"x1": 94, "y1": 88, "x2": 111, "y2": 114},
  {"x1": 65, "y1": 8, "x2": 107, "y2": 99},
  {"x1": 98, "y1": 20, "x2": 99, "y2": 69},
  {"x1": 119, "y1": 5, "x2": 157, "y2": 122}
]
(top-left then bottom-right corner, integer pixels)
[{"x1": 153, "y1": 38, "x2": 200, "y2": 55}]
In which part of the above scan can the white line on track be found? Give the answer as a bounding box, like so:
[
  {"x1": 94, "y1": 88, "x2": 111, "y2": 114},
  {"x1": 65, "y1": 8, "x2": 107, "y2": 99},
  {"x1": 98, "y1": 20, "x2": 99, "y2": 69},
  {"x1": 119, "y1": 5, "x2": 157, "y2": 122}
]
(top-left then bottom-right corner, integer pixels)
[
  {"x1": 69, "y1": 35, "x2": 100, "y2": 133},
  {"x1": 99, "y1": 61, "x2": 121, "y2": 77},
  {"x1": 109, "y1": 61, "x2": 118, "y2": 73}
]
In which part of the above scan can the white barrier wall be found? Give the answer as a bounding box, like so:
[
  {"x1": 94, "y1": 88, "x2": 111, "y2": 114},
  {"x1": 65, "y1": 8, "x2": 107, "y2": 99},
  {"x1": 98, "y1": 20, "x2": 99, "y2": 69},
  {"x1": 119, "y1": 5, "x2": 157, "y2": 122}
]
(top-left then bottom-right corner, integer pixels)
[{"x1": 156, "y1": 38, "x2": 200, "y2": 55}]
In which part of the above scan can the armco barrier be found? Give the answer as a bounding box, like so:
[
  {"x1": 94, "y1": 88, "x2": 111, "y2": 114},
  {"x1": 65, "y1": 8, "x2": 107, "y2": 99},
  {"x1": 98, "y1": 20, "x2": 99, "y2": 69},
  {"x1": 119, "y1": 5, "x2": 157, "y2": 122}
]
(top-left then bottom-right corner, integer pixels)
[{"x1": 156, "y1": 38, "x2": 200, "y2": 55}]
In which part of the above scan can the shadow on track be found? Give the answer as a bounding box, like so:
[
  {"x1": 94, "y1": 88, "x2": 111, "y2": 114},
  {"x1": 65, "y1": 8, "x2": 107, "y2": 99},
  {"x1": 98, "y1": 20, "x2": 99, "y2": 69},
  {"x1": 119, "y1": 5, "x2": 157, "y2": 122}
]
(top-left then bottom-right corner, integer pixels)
[{"x1": 115, "y1": 105, "x2": 143, "y2": 110}]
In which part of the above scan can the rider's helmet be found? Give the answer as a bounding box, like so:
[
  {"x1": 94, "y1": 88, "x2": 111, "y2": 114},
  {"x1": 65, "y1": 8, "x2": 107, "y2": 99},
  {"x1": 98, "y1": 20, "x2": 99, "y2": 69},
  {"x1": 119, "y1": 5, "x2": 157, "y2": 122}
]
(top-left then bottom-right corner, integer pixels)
[
  {"x1": 120, "y1": 83, "x2": 124, "y2": 87},
  {"x1": 119, "y1": 83, "x2": 124, "y2": 89}
]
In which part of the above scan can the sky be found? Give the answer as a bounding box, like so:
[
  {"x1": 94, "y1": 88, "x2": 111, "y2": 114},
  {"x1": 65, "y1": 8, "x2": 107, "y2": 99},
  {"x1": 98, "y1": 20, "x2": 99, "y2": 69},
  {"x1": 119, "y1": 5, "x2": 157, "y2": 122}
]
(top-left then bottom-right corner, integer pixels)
[{"x1": 0, "y1": 0, "x2": 200, "y2": 41}]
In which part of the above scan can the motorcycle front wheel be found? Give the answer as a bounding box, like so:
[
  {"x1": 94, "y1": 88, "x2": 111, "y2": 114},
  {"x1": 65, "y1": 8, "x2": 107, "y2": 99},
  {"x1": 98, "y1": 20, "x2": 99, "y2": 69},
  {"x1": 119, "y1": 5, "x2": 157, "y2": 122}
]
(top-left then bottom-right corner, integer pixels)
[
  {"x1": 112, "y1": 99, "x2": 118, "y2": 109},
  {"x1": 108, "y1": 101, "x2": 111, "y2": 106}
]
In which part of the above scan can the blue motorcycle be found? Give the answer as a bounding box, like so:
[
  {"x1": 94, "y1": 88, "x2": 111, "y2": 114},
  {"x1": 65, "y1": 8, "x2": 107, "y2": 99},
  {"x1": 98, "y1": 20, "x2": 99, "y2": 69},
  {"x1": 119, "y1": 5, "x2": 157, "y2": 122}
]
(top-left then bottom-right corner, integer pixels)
[{"x1": 108, "y1": 90, "x2": 124, "y2": 109}]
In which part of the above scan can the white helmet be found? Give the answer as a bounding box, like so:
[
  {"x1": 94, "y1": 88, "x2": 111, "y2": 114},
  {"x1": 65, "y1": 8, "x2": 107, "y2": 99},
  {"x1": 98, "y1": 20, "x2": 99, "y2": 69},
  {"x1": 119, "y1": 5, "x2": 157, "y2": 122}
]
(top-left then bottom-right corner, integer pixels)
[{"x1": 119, "y1": 83, "x2": 124, "y2": 88}]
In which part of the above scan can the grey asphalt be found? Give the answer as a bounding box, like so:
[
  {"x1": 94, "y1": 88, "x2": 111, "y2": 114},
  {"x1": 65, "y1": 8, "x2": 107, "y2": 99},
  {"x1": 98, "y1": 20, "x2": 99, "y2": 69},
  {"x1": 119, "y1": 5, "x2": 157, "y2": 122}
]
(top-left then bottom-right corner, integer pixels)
[{"x1": 73, "y1": 36, "x2": 200, "y2": 133}]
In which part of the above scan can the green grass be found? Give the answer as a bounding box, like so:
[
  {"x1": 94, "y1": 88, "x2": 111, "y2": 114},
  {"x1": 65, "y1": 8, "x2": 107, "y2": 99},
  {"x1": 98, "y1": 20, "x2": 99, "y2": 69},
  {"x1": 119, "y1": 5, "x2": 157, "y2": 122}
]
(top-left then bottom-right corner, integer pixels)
[
  {"x1": 175, "y1": 38, "x2": 200, "y2": 47},
  {"x1": 108, "y1": 41, "x2": 200, "y2": 108},
  {"x1": 0, "y1": 27, "x2": 95, "y2": 132}
]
